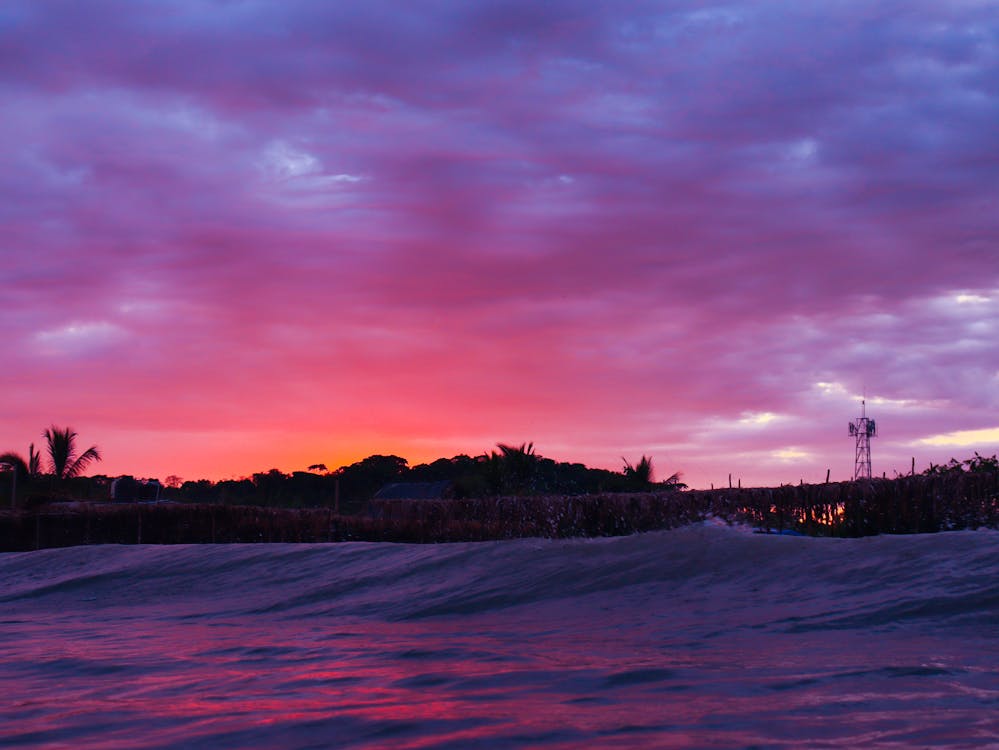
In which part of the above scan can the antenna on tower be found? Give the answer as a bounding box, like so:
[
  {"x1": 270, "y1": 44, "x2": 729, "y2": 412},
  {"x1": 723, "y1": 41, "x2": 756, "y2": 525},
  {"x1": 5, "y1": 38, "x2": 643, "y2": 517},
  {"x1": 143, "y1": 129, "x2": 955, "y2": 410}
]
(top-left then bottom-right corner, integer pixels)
[{"x1": 848, "y1": 398, "x2": 877, "y2": 480}]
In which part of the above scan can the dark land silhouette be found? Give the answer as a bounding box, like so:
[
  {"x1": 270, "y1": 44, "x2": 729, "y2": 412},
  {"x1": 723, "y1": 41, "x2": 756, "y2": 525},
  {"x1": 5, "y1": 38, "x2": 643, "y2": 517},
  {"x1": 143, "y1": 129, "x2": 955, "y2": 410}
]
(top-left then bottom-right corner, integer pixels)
[{"x1": 1, "y1": 430, "x2": 996, "y2": 550}]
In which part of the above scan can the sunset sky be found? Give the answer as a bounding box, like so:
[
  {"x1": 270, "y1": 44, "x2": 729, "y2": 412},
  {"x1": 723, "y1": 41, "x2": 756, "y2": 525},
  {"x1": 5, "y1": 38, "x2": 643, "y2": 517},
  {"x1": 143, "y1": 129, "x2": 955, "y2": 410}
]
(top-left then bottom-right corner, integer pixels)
[{"x1": 2, "y1": 1, "x2": 997, "y2": 489}]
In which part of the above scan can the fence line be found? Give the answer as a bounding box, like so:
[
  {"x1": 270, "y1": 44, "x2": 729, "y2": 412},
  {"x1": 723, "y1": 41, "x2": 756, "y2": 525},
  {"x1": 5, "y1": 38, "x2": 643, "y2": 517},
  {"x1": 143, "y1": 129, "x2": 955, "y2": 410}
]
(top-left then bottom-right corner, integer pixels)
[{"x1": 1, "y1": 470, "x2": 996, "y2": 551}]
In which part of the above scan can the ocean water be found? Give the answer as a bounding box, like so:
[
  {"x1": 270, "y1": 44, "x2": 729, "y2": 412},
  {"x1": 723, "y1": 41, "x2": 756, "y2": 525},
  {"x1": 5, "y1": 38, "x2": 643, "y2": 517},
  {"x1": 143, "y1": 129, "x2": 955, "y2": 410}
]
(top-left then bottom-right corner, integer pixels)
[{"x1": 1, "y1": 524, "x2": 997, "y2": 749}]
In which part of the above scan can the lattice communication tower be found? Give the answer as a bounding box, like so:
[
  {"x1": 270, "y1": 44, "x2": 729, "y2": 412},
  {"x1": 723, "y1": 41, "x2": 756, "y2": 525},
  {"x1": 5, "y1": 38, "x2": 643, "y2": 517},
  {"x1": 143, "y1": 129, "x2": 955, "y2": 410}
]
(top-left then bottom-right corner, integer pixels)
[{"x1": 848, "y1": 399, "x2": 877, "y2": 480}]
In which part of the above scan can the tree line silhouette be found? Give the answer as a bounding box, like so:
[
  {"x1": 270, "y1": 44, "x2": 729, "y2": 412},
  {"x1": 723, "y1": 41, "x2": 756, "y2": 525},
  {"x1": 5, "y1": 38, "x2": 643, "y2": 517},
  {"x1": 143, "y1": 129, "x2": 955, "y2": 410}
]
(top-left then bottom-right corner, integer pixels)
[
  {"x1": 2, "y1": 429, "x2": 996, "y2": 547},
  {"x1": 169, "y1": 445, "x2": 685, "y2": 514},
  {"x1": 1, "y1": 429, "x2": 683, "y2": 513}
]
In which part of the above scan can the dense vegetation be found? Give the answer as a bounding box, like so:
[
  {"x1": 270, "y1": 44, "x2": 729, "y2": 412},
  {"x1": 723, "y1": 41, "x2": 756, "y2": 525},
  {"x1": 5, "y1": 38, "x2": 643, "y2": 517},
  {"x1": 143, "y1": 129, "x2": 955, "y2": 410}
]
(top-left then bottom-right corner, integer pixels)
[
  {"x1": 1, "y1": 433, "x2": 682, "y2": 513},
  {"x1": 3, "y1": 465, "x2": 996, "y2": 552},
  {"x1": 3, "y1": 428, "x2": 995, "y2": 546},
  {"x1": 1, "y1": 436, "x2": 996, "y2": 550},
  {"x1": 162, "y1": 447, "x2": 685, "y2": 514}
]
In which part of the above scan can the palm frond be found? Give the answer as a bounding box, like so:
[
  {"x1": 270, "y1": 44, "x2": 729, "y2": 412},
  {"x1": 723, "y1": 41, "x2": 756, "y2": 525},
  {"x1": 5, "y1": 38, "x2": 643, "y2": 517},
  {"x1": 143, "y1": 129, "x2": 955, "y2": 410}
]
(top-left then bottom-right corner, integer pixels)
[
  {"x1": 65, "y1": 446, "x2": 102, "y2": 478},
  {"x1": 497, "y1": 442, "x2": 535, "y2": 458},
  {"x1": 661, "y1": 472, "x2": 687, "y2": 491},
  {"x1": 623, "y1": 455, "x2": 654, "y2": 485},
  {"x1": 44, "y1": 425, "x2": 101, "y2": 479},
  {"x1": 44, "y1": 425, "x2": 73, "y2": 478},
  {"x1": 28, "y1": 443, "x2": 41, "y2": 476},
  {"x1": 493, "y1": 442, "x2": 538, "y2": 494}
]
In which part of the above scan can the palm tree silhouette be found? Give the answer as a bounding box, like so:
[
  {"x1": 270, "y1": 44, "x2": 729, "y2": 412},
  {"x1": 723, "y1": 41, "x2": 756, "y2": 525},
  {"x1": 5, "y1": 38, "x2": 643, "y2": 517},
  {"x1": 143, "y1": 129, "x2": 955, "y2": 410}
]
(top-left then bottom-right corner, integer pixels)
[
  {"x1": 0, "y1": 443, "x2": 42, "y2": 478},
  {"x1": 622, "y1": 456, "x2": 687, "y2": 491},
  {"x1": 492, "y1": 442, "x2": 538, "y2": 494},
  {"x1": 623, "y1": 455, "x2": 655, "y2": 488},
  {"x1": 43, "y1": 426, "x2": 101, "y2": 479}
]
